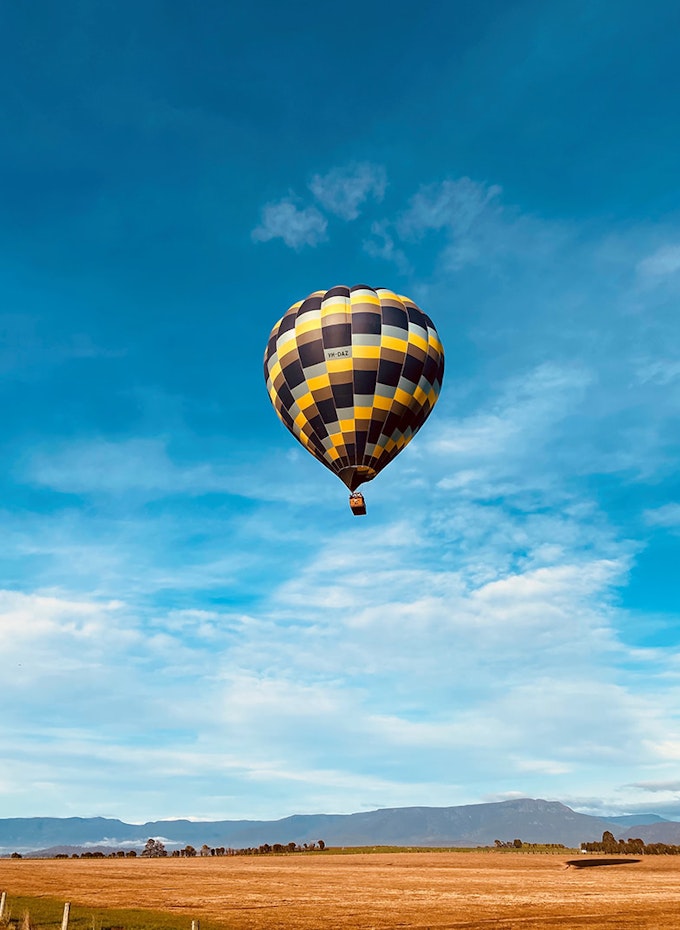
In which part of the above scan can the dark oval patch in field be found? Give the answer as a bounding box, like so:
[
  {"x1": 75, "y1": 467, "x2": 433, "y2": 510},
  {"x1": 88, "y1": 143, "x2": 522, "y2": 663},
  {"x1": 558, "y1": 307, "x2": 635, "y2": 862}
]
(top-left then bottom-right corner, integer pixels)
[{"x1": 566, "y1": 858, "x2": 641, "y2": 868}]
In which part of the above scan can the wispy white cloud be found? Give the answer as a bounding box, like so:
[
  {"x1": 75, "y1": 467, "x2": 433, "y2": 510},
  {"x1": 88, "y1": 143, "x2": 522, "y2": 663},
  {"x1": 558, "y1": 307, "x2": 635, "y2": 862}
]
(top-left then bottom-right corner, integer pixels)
[
  {"x1": 309, "y1": 162, "x2": 386, "y2": 220},
  {"x1": 396, "y1": 176, "x2": 521, "y2": 271},
  {"x1": 0, "y1": 312, "x2": 125, "y2": 378},
  {"x1": 646, "y1": 740, "x2": 680, "y2": 761},
  {"x1": 24, "y1": 437, "x2": 230, "y2": 497},
  {"x1": 637, "y1": 244, "x2": 680, "y2": 279},
  {"x1": 22, "y1": 436, "x2": 336, "y2": 506},
  {"x1": 424, "y1": 363, "x2": 592, "y2": 499},
  {"x1": 630, "y1": 780, "x2": 680, "y2": 793},
  {"x1": 0, "y1": 590, "x2": 128, "y2": 665},
  {"x1": 251, "y1": 197, "x2": 327, "y2": 249},
  {"x1": 253, "y1": 162, "x2": 387, "y2": 251},
  {"x1": 361, "y1": 174, "x2": 571, "y2": 275},
  {"x1": 514, "y1": 758, "x2": 572, "y2": 776},
  {"x1": 398, "y1": 177, "x2": 502, "y2": 239},
  {"x1": 363, "y1": 220, "x2": 411, "y2": 274},
  {"x1": 643, "y1": 504, "x2": 680, "y2": 528},
  {"x1": 634, "y1": 357, "x2": 680, "y2": 385}
]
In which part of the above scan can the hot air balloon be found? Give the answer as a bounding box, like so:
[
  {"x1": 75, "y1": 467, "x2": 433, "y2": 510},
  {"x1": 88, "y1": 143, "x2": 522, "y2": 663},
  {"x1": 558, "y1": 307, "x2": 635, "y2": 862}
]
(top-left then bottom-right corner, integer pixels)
[{"x1": 264, "y1": 285, "x2": 444, "y2": 515}]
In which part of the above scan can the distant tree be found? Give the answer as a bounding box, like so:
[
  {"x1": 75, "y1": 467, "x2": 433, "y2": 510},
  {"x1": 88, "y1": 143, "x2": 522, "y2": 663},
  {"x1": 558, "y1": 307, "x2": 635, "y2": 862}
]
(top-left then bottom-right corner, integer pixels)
[
  {"x1": 513, "y1": 839, "x2": 523, "y2": 848},
  {"x1": 141, "y1": 838, "x2": 167, "y2": 858},
  {"x1": 625, "y1": 838, "x2": 645, "y2": 855},
  {"x1": 11, "y1": 852, "x2": 23, "y2": 858},
  {"x1": 184, "y1": 845, "x2": 197, "y2": 857},
  {"x1": 287, "y1": 842, "x2": 297, "y2": 853},
  {"x1": 318, "y1": 840, "x2": 325, "y2": 850},
  {"x1": 126, "y1": 850, "x2": 137, "y2": 858},
  {"x1": 199, "y1": 844, "x2": 211, "y2": 857},
  {"x1": 494, "y1": 840, "x2": 503, "y2": 848},
  {"x1": 601, "y1": 831, "x2": 618, "y2": 854}
]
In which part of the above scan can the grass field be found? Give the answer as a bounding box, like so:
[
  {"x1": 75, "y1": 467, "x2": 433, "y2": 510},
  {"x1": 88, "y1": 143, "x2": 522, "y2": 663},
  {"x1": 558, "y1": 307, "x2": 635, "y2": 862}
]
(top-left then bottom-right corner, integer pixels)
[{"x1": 2, "y1": 851, "x2": 680, "y2": 929}]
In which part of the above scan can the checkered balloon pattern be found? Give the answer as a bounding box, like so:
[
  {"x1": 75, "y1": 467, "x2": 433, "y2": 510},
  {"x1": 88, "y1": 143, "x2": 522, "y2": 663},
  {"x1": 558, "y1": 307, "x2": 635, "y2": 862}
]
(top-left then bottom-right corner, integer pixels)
[{"x1": 264, "y1": 285, "x2": 445, "y2": 491}]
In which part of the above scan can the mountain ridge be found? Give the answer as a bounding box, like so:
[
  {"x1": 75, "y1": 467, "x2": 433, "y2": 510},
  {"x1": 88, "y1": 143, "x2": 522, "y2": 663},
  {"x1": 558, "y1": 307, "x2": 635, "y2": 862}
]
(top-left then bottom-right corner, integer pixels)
[{"x1": 1, "y1": 799, "x2": 677, "y2": 854}]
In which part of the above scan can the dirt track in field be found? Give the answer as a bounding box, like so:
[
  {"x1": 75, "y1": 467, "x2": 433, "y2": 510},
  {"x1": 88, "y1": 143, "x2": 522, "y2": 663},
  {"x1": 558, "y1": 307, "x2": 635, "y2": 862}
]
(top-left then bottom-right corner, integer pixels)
[{"x1": 2, "y1": 851, "x2": 680, "y2": 929}]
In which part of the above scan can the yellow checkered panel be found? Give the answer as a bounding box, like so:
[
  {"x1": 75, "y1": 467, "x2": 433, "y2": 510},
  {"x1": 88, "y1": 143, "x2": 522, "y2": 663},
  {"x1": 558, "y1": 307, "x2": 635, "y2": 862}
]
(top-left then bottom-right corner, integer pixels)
[{"x1": 264, "y1": 285, "x2": 445, "y2": 491}]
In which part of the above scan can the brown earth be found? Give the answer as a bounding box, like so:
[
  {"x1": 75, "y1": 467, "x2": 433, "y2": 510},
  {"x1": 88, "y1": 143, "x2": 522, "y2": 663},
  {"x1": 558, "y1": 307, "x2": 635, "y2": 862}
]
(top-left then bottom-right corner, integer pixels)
[{"x1": 1, "y1": 851, "x2": 680, "y2": 929}]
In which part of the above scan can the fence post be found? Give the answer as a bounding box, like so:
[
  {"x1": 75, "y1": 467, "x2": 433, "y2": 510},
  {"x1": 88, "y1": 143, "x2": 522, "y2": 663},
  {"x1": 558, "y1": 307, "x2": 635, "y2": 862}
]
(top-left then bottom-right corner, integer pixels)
[
  {"x1": 61, "y1": 902, "x2": 70, "y2": 930},
  {"x1": 191, "y1": 921, "x2": 200, "y2": 930},
  {"x1": 0, "y1": 891, "x2": 6, "y2": 919}
]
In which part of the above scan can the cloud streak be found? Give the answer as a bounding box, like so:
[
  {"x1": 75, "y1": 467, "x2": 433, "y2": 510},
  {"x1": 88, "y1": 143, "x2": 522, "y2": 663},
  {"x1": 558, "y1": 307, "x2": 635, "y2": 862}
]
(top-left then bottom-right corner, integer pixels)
[
  {"x1": 309, "y1": 162, "x2": 386, "y2": 220},
  {"x1": 637, "y1": 244, "x2": 680, "y2": 279},
  {"x1": 251, "y1": 198, "x2": 327, "y2": 249}
]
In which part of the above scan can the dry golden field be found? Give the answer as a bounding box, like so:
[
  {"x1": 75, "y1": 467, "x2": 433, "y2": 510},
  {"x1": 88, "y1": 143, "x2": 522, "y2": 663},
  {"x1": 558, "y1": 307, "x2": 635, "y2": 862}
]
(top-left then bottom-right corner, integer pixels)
[{"x1": 2, "y1": 851, "x2": 680, "y2": 930}]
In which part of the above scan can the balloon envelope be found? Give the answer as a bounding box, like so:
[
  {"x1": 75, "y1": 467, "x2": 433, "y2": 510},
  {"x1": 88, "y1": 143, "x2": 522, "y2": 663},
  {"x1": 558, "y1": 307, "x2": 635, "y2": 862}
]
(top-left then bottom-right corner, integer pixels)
[{"x1": 264, "y1": 285, "x2": 444, "y2": 491}]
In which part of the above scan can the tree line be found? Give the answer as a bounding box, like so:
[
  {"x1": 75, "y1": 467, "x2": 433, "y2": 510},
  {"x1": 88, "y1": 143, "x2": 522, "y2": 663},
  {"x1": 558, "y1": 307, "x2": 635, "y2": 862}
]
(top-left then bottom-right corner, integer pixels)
[
  {"x1": 581, "y1": 831, "x2": 680, "y2": 855},
  {"x1": 493, "y1": 840, "x2": 566, "y2": 849},
  {"x1": 14, "y1": 838, "x2": 329, "y2": 859},
  {"x1": 170, "y1": 840, "x2": 326, "y2": 857}
]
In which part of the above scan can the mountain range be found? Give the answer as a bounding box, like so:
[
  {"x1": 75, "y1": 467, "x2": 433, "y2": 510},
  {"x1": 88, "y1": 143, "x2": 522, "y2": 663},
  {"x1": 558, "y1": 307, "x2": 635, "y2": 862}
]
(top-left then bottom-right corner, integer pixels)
[{"x1": 1, "y1": 799, "x2": 677, "y2": 855}]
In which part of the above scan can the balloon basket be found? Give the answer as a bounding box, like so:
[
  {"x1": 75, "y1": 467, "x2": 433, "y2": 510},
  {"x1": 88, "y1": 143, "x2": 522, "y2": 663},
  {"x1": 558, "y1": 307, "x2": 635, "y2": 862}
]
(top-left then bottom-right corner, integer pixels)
[{"x1": 349, "y1": 492, "x2": 366, "y2": 516}]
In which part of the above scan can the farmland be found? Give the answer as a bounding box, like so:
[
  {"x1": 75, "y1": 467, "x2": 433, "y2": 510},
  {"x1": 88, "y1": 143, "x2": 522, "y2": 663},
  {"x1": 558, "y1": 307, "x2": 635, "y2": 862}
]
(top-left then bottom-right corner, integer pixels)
[{"x1": 2, "y1": 850, "x2": 680, "y2": 929}]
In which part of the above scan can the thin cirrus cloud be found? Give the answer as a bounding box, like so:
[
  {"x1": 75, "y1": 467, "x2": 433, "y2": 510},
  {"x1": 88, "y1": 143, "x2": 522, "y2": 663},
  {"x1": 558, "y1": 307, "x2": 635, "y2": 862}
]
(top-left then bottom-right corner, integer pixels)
[
  {"x1": 359, "y1": 174, "x2": 572, "y2": 275},
  {"x1": 359, "y1": 175, "x2": 504, "y2": 273},
  {"x1": 637, "y1": 243, "x2": 680, "y2": 279},
  {"x1": 363, "y1": 220, "x2": 412, "y2": 275},
  {"x1": 423, "y1": 363, "x2": 593, "y2": 501},
  {"x1": 643, "y1": 504, "x2": 680, "y2": 529},
  {"x1": 634, "y1": 358, "x2": 680, "y2": 386},
  {"x1": 23, "y1": 437, "x2": 232, "y2": 498},
  {"x1": 21, "y1": 436, "x2": 332, "y2": 505},
  {"x1": 397, "y1": 177, "x2": 502, "y2": 239}
]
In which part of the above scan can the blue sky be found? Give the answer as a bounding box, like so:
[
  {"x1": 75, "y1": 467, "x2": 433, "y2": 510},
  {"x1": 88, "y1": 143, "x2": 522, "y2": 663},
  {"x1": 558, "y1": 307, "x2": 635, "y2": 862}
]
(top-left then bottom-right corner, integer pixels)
[{"x1": 2, "y1": 0, "x2": 680, "y2": 825}]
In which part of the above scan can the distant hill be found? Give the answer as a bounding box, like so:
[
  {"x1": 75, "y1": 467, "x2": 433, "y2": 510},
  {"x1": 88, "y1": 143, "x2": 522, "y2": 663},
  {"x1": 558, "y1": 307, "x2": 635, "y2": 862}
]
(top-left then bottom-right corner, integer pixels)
[
  {"x1": 1, "y1": 799, "x2": 676, "y2": 855},
  {"x1": 25, "y1": 845, "x2": 126, "y2": 858},
  {"x1": 605, "y1": 814, "x2": 669, "y2": 826},
  {"x1": 612, "y1": 821, "x2": 680, "y2": 844}
]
